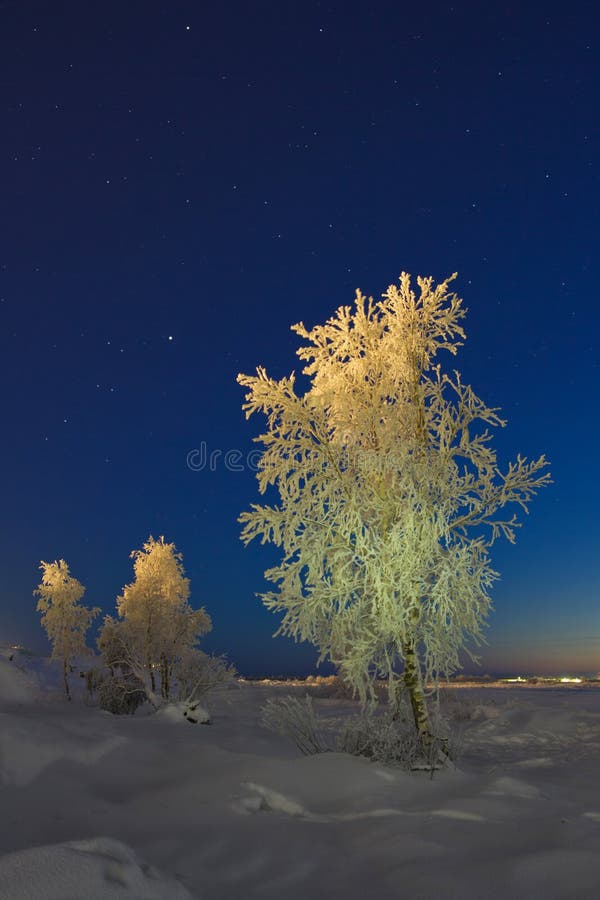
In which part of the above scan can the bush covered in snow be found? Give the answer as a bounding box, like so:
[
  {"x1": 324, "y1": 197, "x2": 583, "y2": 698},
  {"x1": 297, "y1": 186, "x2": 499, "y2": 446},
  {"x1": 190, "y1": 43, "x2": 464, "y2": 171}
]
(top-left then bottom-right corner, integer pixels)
[
  {"x1": 261, "y1": 693, "x2": 330, "y2": 755},
  {"x1": 262, "y1": 690, "x2": 464, "y2": 770}
]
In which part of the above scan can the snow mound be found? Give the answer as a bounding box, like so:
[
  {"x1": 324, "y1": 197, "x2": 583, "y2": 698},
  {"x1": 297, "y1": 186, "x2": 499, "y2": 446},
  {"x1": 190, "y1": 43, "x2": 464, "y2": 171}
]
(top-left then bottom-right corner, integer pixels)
[
  {"x1": 0, "y1": 657, "x2": 39, "y2": 704},
  {"x1": 154, "y1": 702, "x2": 210, "y2": 724},
  {"x1": 509, "y1": 848, "x2": 600, "y2": 896},
  {"x1": 471, "y1": 703, "x2": 503, "y2": 720},
  {"x1": 238, "y1": 780, "x2": 434, "y2": 824},
  {"x1": 483, "y1": 776, "x2": 540, "y2": 799},
  {"x1": 0, "y1": 836, "x2": 196, "y2": 900},
  {"x1": 515, "y1": 756, "x2": 553, "y2": 768},
  {"x1": 0, "y1": 712, "x2": 125, "y2": 786},
  {"x1": 431, "y1": 808, "x2": 485, "y2": 821},
  {"x1": 239, "y1": 781, "x2": 307, "y2": 817}
]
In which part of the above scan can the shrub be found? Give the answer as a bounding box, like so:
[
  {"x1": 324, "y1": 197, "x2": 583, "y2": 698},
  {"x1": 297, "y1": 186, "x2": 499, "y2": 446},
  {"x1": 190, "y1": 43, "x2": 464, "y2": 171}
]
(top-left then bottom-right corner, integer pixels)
[
  {"x1": 262, "y1": 691, "x2": 462, "y2": 771},
  {"x1": 85, "y1": 666, "x2": 146, "y2": 715},
  {"x1": 173, "y1": 650, "x2": 235, "y2": 704},
  {"x1": 261, "y1": 694, "x2": 330, "y2": 755}
]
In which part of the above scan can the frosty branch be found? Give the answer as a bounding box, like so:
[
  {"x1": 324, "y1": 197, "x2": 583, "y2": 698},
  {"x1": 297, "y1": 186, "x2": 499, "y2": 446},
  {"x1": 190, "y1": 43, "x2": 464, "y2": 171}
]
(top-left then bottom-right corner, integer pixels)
[{"x1": 238, "y1": 271, "x2": 551, "y2": 753}]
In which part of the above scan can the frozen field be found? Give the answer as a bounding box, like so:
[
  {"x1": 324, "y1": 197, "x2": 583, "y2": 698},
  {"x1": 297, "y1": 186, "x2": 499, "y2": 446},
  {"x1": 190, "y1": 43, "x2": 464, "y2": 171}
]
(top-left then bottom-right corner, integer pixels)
[{"x1": 1, "y1": 653, "x2": 600, "y2": 899}]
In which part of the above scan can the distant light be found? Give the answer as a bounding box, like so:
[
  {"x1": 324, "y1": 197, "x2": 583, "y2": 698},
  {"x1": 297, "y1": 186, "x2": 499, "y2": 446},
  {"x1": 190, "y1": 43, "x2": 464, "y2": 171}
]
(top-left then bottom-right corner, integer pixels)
[
  {"x1": 560, "y1": 677, "x2": 582, "y2": 683},
  {"x1": 168, "y1": 335, "x2": 174, "y2": 341}
]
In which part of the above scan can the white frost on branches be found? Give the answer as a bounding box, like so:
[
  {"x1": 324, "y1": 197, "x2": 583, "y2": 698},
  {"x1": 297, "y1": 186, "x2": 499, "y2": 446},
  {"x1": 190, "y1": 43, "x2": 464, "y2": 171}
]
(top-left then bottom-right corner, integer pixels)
[
  {"x1": 34, "y1": 559, "x2": 100, "y2": 699},
  {"x1": 238, "y1": 272, "x2": 551, "y2": 727},
  {"x1": 97, "y1": 536, "x2": 215, "y2": 709}
]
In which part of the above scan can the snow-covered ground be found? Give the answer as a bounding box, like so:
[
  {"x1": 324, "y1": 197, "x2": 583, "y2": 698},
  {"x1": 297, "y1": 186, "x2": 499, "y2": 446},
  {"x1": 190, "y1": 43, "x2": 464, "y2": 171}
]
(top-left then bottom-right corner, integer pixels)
[{"x1": 2, "y1": 651, "x2": 600, "y2": 899}]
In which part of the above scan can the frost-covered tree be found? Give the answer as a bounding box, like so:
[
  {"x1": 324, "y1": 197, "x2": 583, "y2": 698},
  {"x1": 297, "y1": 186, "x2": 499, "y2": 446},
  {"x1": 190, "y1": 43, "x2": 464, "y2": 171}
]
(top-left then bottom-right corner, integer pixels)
[
  {"x1": 238, "y1": 272, "x2": 551, "y2": 749},
  {"x1": 97, "y1": 536, "x2": 212, "y2": 706},
  {"x1": 34, "y1": 559, "x2": 100, "y2": 699},
  {"x1": 93, "y1": 615, "x2": 148, "y2": 714}
]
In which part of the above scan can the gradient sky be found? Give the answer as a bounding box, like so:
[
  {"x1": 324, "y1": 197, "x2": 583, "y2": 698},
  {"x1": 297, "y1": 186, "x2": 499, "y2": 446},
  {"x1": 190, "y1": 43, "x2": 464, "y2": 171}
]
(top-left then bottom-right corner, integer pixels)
[{"x1": 1, "y1": 1, "x2": 598, "y2": 676}]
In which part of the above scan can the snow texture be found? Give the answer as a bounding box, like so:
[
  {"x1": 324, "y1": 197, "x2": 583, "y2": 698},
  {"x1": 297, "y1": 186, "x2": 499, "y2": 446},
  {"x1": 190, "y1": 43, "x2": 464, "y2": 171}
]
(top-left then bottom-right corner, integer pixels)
[
  {"x1": 2, "y1": 653, "x2": 600, "y2": 899},
  {"x1": 0, "y1": 836, "x2": 194, "y2": 900},
  {"x1": 155, "y1": 701, "x2": 210, "y2": 725}
]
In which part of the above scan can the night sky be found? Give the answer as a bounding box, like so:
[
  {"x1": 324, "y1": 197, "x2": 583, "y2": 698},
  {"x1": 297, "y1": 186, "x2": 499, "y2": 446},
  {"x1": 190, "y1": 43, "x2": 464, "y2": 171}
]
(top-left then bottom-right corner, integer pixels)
[{"x1": 1, "y1": 1, "x2": 598, "y2": 677}]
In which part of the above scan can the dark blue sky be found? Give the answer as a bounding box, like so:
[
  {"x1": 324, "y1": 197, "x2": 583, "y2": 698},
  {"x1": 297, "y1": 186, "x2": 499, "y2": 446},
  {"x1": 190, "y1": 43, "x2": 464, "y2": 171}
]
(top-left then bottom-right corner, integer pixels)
[{"x1": 1, "y1": 1, "x2": 598, "y2": 676}]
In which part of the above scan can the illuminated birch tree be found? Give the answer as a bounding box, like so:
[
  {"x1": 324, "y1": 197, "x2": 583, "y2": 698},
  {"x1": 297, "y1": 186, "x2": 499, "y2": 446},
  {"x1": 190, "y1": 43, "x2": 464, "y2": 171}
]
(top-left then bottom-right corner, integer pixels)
[
  {"x1": 99, "y1": 536, "x2": 212, "y2": 704},
  {"x1": 238, "y1": 272, "x2": 550, "y2": 749},
  {"x1": 34, "y1": 559, "x2": 100, "y2": 699}
]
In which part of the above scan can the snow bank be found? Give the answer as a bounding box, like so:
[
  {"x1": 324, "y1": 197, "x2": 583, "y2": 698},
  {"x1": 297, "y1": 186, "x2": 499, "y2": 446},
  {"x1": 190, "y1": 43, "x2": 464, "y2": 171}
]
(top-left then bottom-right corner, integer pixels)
[
  {"x1": 0, "y1": 836, "x2": 196, "y2": 900},
  {"x1": 0, "y1": 656, "x2": 39, "y2": 704},
  {"x1": 0, "y1": 711, "x2": 125, "y2": 786},
  {"x1": 1, "y1": 680, "x2": 600, "y2": 899},
  {"x1": 155, "y1": 701, "x2": 210, "y2": 725}
]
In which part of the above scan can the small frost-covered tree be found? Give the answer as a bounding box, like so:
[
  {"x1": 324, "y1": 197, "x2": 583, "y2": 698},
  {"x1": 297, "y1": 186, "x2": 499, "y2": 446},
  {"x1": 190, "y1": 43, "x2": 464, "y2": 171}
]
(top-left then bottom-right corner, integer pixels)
[
  {"x1": 34, "y1": 559, "x2": 100, "y2": 699},
  {"x1": 97, "y1": 536, "x2": 212, "y2": 707},
  {"x1": 94, "y1": 615, "x2": 148, "y2": 714},
  {"x1": 238, "y1": 272, "x2": 550, "y2": 750}
]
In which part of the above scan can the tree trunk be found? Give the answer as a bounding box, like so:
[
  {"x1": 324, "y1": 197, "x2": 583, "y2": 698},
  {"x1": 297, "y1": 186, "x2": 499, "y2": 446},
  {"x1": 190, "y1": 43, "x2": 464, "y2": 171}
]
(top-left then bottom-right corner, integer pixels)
[
  {"x1": 163, "y1": 658, "x2": 170, "y2": 700},
  {"x1": 144, "y1": 684, "x2": 163, "y2": 710},
  {"x1": 128, "y1": 656, "x2": 163, "y2": 711},
  {"x1": 160, "y1": 656, "x2": 169, "y2": 700},
  {"x1": 402, "y1": 639, "x2": 432, "y2": 749},
  {"x1": 148, "y1": 659, "x2": 156, "y2": 693},
  {"x1": 63, "y1": 658, "x2": 71, "y2": 701},
  {"x1": 402, "y1": 639, "x2": 450, "y2": 765}
]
